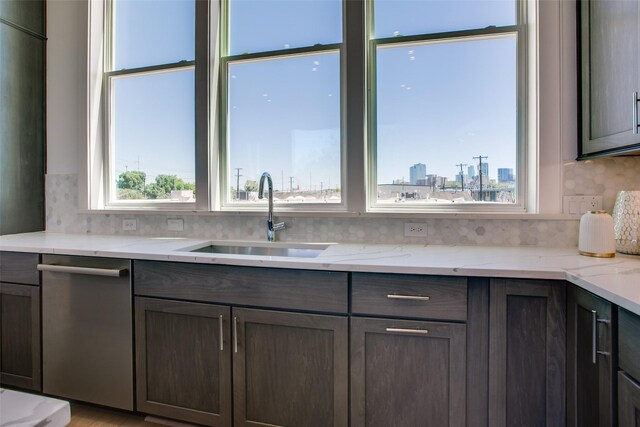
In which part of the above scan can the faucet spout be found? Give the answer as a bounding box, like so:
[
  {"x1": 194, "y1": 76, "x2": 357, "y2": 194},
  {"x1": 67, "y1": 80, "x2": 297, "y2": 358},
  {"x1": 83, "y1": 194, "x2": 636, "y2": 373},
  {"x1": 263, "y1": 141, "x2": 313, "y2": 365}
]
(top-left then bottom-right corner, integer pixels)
[{"x1": 258, "y1": 172, "x2": 285, "y2": 241}]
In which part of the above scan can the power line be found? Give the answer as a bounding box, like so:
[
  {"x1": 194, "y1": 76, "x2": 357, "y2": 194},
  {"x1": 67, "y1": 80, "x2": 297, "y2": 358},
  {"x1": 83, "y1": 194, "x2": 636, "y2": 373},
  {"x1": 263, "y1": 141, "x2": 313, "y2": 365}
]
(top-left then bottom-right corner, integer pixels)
[{"x1": 455, "y1": 163, "x2": 467, "y2": 191}]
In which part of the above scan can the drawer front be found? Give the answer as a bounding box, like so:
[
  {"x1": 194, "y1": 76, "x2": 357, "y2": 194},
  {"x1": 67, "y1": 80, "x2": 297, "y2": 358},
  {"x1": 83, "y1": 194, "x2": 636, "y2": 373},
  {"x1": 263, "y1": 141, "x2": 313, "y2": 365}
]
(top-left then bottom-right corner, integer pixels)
[
  {"x1": 134, "y1": 261, "x2": 348, "y2": 313},
  {"x1": 0, "y1": 252, "x2": 39, "y2": 285},
  {"x1": 352, "y1": 273, "x2": 467, "y2": 321},
  {"x1": 619, "y1": 307, "x2": 640, "y2": 383}
]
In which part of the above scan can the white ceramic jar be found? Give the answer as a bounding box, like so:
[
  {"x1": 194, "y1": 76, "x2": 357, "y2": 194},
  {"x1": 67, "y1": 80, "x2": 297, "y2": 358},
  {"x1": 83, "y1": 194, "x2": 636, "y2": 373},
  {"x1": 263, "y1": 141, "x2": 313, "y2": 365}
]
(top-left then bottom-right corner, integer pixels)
[
  {"x1": 578, "y1": 210, "x2": 615, "y2": 258},
  {"x1": 612, "y1": 190, "x2": 640, "y2": 255}
]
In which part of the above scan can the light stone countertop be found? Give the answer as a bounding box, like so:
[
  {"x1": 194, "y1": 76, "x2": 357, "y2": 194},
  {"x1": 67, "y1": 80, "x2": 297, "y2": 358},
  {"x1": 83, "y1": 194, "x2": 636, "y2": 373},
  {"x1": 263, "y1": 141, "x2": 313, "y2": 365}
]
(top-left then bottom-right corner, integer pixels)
[{"x1": 1, "y1": 231, "x2": 639, "y2": 316}]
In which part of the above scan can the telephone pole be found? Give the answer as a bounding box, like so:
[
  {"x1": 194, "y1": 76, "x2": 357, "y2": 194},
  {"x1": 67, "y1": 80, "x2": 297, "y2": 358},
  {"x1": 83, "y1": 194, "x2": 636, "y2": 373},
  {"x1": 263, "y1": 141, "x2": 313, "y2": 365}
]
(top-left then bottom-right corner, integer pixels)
[
  {"x1": 472, "y1": 156, "x2": 488, "y2": 201},
  {"x1": 289, "y1": 176, "x2": 294, "y2": 194},
  {"x1": 456, "y1": 163, "x2": 467, "y2": 191},
  {"x1": 235, "y1": 168, "x2": 243, "y2": 200}
]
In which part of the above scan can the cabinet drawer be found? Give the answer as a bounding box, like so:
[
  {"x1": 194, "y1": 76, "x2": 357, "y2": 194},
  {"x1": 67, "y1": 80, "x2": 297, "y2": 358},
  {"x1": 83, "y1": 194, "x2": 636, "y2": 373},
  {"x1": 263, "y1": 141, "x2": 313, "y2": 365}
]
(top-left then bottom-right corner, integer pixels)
[
  {"x1": 134, "y1": 261, "x2": 348, "y2": 313},
  {"x1": 619, "y1": 307, "x2": 640, "y2": 383},
  {"x1": 352, "y1": 273, "x2": 467, "y2": 321},
  {"x1": 0, "y1": 252, "x2": 39, "y2": 285}
]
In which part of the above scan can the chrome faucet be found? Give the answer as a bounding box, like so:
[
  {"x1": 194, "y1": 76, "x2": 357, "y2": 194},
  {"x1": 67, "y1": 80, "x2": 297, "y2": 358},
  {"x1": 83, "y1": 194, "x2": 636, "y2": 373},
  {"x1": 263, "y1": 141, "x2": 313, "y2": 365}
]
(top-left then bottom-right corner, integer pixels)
[{"x1": 258, "y1": 172, "x2": 285, "y2": 242}]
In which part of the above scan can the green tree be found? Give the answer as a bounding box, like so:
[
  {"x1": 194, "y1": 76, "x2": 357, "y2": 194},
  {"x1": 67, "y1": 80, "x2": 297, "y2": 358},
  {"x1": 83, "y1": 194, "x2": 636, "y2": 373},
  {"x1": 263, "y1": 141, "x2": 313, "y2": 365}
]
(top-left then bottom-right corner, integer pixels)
[
  {"x1": 144, "y1": 183, "x2": 169, "y2": 199},
  {"x1": 117, "y1": 189, "x2": 145, "y2": 199},
  {"x1": 154, "y1": 175, "x2": 186, "y2": 193},
  {"x1": 117, "y1": 171, "x2": 146, "y2": 191},
  {"x1": 244, "y1": 179, "x2": 258, "y2": 192}
]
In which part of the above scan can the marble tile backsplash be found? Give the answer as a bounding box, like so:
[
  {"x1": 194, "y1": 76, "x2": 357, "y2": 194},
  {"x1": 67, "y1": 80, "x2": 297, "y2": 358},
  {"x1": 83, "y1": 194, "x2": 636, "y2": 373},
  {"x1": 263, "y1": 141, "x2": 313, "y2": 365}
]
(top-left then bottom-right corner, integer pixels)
[{"x1": 45, "y1": 157, "x2": 640, "y2": 247}]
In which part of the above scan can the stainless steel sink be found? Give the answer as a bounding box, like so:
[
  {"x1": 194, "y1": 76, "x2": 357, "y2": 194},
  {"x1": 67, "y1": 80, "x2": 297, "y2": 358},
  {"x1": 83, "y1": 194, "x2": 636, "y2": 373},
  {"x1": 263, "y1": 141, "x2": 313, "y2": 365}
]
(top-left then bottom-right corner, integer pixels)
[{"x1": 186, "y1": 243, "x2": 328, "y2": 258}]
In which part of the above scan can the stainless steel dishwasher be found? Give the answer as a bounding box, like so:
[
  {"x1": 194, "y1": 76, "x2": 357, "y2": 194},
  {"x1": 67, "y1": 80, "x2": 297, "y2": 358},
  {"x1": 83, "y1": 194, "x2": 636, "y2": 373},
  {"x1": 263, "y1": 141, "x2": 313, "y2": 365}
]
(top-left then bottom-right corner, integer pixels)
[{"x1": 39, "y1": 255, "x2": 133, "y2": 410}]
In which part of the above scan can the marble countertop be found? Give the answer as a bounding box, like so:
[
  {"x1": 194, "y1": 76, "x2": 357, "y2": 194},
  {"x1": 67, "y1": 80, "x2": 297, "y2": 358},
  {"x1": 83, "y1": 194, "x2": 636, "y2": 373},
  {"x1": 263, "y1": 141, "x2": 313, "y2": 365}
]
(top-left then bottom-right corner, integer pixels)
[{"x1": 1, "y1": 232, "x2": 639, "y2": 316}]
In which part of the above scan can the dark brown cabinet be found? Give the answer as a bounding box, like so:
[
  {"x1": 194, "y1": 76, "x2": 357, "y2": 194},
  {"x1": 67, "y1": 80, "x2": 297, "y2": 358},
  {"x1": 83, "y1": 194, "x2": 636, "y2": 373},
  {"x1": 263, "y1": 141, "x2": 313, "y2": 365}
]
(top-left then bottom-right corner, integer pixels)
[
  {"x1": 350, "y1": 317, "x2": 466, "y2": 427},
  {"x1": 619, "y1": 308, "x2": 640, "y2": 427},
  {"x1": 488, "y1": 279, "x2": 566, "y2": 427},
  {"x1": 135, "y1": 297, "x2": 232, "y2": 426},
  {"x1": 232, "y1": 308, "x2": 348, "y2": 427},
  {"x1": 0, "y1": 251, "x2": 41, "y2": 391},
  {"x1": 567, "y1": 285, "x2": 616, "y2": 427},
  {"x1": 619, "y1": 372, "x2": 640, "y2": 427}
]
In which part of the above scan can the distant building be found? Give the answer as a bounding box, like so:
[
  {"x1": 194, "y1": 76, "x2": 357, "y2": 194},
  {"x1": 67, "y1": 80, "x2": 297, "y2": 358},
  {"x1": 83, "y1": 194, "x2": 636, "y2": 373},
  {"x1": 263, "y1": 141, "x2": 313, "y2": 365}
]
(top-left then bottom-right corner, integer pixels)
[
  {"x1": 409, "y1": 163, "x2": 426, "y2": 185},
  {"x1": 480, "y1": 162, "x2": 489, "y2": 178},
  {"x1": 498, "y1": 168, "x2": 514, "y2": 183},
  {"x1": 468, "y1": 165, "x2": 475, "y2": 178}
]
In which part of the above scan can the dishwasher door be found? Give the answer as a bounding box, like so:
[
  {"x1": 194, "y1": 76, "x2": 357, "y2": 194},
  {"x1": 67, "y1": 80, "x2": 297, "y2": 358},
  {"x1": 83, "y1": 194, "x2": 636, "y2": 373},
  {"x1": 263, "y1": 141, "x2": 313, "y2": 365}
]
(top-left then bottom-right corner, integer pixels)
[{"x1": 40, "y1": 255, "x2": 133, "y2": 410}]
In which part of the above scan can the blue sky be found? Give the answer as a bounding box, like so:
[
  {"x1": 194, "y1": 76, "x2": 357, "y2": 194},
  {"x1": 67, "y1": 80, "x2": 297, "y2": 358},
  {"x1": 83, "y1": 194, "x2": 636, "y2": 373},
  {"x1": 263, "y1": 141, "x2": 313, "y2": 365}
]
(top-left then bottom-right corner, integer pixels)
[{"x1": 112, "y1": 0, "x2": 517, "y2": 193}]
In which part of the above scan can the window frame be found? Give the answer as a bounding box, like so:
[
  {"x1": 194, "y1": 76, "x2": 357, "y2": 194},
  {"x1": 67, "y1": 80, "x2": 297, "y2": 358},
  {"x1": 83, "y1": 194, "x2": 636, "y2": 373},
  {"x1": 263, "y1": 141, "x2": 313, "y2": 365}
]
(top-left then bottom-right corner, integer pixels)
[{"x1": 365, "y1": 0, "x2": 529, "y2": 213}]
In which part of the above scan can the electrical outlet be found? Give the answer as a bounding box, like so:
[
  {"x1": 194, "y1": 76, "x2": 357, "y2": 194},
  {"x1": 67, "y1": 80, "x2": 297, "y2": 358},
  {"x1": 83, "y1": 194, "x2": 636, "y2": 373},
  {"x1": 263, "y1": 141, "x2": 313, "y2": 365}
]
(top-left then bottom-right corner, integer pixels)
[
  {"x1": 563, "y1": 195, "x2": 603, "y2": 216},
  {"x1": 167, "y1": 218, "x2": 184, "y2": 232},
  {"x1": 122, "y1": 219, "x2": 137, "y2": 231},
  {"x1": 404, "y1": 223, "x2": 428, "y2": 237}
]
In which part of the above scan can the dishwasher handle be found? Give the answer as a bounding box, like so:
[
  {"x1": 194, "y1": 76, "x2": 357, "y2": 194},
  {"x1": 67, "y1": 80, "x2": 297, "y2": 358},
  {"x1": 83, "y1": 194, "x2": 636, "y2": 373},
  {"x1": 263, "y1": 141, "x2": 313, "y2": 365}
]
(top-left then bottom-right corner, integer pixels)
[{"x1": 37, "y1": 264, "x2": 128, "y2": 277}]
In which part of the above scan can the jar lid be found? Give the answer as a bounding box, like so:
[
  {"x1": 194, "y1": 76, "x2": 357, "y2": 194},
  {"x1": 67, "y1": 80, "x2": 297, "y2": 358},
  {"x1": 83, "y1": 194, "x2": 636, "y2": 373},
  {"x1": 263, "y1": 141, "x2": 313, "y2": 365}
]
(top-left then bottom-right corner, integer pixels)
[{"x1": 588, "y1": 210, "x2": 608, "y2": 214}]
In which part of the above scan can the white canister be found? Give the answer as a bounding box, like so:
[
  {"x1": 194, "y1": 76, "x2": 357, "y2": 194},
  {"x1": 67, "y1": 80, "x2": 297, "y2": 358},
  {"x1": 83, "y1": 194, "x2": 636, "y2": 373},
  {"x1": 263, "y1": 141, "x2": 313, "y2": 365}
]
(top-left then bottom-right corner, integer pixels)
[
  {"x1": 612, "y1": 190, "x2": 640, "y2": 255},
  {"x1": 578, "y1": 210, "x2": 615, "y2": 258}
]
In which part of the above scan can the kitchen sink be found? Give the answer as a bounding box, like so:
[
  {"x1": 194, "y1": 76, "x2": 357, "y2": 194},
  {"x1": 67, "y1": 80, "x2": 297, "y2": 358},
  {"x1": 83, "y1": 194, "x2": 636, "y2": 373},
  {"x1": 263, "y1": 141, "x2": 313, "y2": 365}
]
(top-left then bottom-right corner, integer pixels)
[{"x1": 181, "y1": 243, "x2": 329, "y2": 258}]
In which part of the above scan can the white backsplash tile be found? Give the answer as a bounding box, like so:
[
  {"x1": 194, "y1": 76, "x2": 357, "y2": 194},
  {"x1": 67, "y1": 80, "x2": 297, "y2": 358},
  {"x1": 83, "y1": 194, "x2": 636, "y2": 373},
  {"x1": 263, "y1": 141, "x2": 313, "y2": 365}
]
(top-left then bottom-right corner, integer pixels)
[{"x1": 45, "y1": 157, "x2": 640, "y2": 247}]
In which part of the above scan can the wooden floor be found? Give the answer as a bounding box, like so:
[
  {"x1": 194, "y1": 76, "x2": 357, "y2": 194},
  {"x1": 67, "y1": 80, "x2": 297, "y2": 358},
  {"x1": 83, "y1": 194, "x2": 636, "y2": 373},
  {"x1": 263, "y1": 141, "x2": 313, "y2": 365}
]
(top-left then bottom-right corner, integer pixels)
[{"x1": 68, "y1": 403, "x2": 159, "y2": 427}]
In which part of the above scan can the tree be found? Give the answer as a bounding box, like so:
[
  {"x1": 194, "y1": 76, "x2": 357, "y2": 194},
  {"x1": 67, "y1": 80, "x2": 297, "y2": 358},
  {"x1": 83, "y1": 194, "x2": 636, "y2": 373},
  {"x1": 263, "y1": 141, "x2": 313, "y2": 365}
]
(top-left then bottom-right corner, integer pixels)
[
  {"x1": 117, "y1": 171, "x2": 146, "y2": 191},
  {"x1": 154, "y1": 175, "x2": 186, "y2": 193},
  {"x1": 244, "y1": 179, "x2": 258, "y2": 192},
  {"x1": 144, "y1": 183, "x2": 169, "y2": 199}
]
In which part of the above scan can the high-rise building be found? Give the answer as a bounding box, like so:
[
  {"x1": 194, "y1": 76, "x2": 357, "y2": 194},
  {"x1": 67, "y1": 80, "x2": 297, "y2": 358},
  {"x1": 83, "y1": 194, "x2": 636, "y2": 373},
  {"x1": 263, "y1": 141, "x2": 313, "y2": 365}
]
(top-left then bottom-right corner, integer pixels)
[
  {"x1": 409, "y1": 163, "x2": 426, "y2": 185},
  {"x1": 467, "y1": 165, "x2": 475, "y2": 178},
  {"x1": 498, "y1": 168, "x2": 514, "y2": 183},
  {"x1": 480, "y1": 162, "x2": 489, "y2": 178}
]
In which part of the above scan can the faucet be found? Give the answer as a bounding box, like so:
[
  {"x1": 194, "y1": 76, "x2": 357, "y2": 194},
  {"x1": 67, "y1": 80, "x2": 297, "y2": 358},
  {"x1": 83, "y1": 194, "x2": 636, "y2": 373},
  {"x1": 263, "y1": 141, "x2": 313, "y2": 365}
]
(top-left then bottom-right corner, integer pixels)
[{"x1": 258, "y1": 172, "x2": 285, "y2": 242}]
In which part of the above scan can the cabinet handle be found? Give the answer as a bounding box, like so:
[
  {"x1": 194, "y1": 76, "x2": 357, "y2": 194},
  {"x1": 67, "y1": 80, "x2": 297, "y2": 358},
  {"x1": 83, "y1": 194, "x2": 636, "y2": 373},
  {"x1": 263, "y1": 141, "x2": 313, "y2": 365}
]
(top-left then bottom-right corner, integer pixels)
[
  {"x1": 386, "y1": 327, "x2": 429, "y2": 335},
  {"x1": 233, "y1": 316, "x2": 238, "y2": 353},
  {"x1": 387, "y1": 294, "x2": 430, "y2": 301},
  {"x1": 634, "y1": 92, "x2": 639, "y2": 135},
  {"x1": 37, "y1": 264, "x2": 127, "y2": 277},
  {"x1": 219, "y1": 315, "x2": 224, "y2": 351},
  {"x1": 591, "y1": 310, "x2": 610, "y2": 364}
]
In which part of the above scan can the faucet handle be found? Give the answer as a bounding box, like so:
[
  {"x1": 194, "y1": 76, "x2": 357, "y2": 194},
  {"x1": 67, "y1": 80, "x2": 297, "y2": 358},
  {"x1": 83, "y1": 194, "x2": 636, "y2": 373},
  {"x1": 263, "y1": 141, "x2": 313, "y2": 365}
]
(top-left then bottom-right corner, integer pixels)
[{"x1": 273, "y1": 221, "x2": 286, "y2": 232}]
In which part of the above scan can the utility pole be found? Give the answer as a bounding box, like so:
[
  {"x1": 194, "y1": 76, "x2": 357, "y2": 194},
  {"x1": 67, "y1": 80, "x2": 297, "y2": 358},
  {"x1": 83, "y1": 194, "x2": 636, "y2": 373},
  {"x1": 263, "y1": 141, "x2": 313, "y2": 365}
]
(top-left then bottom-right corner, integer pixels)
[
  {"x1": 456, "y1": 163, "x2": 467, "y2": 191},
  {"x1": 137, "y1": 156, "x2": 140, "y2": 171},
  {"x1": 320, "y1": 182, "x2": 323, "y2": 194},
  {"x1": 289, "y1": 176, "x2": 294, "y2": 194},
  {"x1": 473, "y1": 155, "x2": 488, "y2": 201},
  {"x1": 235, "y1": 168, "x2": 243, "y2": 200}
]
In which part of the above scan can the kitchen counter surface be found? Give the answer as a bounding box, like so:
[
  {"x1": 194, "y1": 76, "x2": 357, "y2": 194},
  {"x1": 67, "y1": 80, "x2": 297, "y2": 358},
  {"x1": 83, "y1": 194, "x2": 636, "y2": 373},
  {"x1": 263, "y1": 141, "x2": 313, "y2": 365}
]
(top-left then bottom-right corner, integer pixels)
[{"x1": 1, "y1": 231, "x2": 639, "y2": 315}]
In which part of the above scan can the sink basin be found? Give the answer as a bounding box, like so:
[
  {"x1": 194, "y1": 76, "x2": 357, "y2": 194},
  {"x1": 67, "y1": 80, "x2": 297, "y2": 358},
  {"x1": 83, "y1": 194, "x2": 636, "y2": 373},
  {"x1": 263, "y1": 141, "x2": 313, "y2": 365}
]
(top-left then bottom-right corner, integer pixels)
[{"x1": 184, "y1": 243, "x2": 328, "y2": 258}]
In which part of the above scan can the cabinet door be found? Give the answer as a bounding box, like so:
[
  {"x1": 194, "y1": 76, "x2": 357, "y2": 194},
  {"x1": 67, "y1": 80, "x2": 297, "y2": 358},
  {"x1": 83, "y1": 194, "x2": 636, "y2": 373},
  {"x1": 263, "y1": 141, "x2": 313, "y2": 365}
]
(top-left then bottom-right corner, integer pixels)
[
  {"x1": 135, "y1": 298, "x2": 231, "y2": 426},
  {"x1": 579, "y1": 0, "x2": 640, "y2": 157},
  {"x1": 0, "y1": 282, "x2": 40, "y2": 391},
  {"x1": 488, "y1": 279, "x2": 566, "y2": 427},
  {"x1": 351, "y1": 317, "x2": 466, "y2": 427},
  {"x1": 567, "y1": 285, "x2": 616, "y2": 427},
  {"x1": 619, "y1": 371, "x2": 640, "y2": 427},
  {"x1": 232, "y1": 308, "x2": 348, "y2": 427}
]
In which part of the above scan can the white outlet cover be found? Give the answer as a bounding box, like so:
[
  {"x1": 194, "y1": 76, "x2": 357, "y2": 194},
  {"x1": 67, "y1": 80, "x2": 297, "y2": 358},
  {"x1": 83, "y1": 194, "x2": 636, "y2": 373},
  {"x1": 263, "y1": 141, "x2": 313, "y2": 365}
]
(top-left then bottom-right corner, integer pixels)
[
  {"x1": 404, "y1": 223, "x2": 428, "y2": 237},
  {"x1": 167, "y1": 219, "x2": 184, "y2": 231},
  {"x1": 122, "y1": 219, "x2": 137, "y2": 231},
  {"x1": 562, "y1": 195, "x2": 603, "y2": 216}
]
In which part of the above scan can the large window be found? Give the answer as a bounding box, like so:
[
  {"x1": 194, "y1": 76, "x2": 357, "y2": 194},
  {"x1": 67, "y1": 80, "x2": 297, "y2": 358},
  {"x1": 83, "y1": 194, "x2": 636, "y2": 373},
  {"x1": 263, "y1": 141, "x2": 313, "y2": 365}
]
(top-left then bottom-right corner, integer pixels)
[
  {"x1": 222, "y1": 0, "x2": 343, "y2": 207},
  {"x1": 370, "y1": 0, "x2": 522, "y2": 208},
  {"x1": 105, "y1": 0, "x2": 196, "y2": 204}
]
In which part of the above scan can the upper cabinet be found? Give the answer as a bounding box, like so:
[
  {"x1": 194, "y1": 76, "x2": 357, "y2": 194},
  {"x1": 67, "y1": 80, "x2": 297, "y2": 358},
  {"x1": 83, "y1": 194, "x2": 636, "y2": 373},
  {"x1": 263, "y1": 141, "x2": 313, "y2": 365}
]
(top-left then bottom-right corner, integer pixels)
[{"x1": 578, "y1": 0, "x2": 640, "y2": 159}]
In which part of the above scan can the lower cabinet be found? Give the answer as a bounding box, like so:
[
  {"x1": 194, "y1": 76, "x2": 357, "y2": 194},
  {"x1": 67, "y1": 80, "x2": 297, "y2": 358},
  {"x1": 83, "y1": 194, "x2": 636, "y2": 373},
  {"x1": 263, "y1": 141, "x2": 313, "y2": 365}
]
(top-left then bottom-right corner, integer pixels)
[
  {"x1": 619, "y1": 372, "x2": 640, "y2": 427},
  {"x1": 350, "y1": 317, "x2": 466, "y2": 427},
  {"x1": 488, "y1": 279, "x2": 566, "y2": 427},
  {"x1": 135, "y1": 298, "x2": 232, "y2": 426},
  {"x1": 0, "y1": 282, "x2": 41, "y2": 391},
  {"x1": 567, "y1": 285, "x2": 616, "y2": 427},
  {"x1": 233, "y1": 308, "x2": 348, "y2": 427}
]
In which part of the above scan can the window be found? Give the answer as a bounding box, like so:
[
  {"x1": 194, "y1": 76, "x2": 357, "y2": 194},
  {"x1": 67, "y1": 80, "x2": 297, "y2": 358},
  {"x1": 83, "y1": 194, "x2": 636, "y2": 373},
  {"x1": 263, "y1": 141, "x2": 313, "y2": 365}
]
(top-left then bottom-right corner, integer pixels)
[
  {"x1": 105, "y1": 0, "x2": 196, "y2": 205},
  {"x1": 369, "y1": 0, "x2": 524, "y2": 209},
  {"x1": 221, "y1": 0, "x2": 343, "y2": 207},
  {"x1": 91, "y1": 0, "x2": 534, "y2": 213}
]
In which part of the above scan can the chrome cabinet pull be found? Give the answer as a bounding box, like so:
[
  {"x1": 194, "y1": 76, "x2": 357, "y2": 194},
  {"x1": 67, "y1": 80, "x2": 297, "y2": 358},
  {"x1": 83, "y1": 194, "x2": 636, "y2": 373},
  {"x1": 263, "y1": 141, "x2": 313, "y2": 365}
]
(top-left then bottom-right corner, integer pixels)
[
  {"x1": 219, "y1": 315, "x2": 224, "y2": 351},
  {"x1": 387, "y1": 294, "x2": 430, "y2": 301},
  {"x1": 233, "y1": 317, "x2": 238, "y2": 353},
  {"x1": 591, "y1": 310, "x2": 610, "y2": 364},
  {"x1": 37, "y1": 264, "x2": 127, "y2": 277},
  {"x1": 634, "y1": 92, "x2": 639, "y2": 135},
  {"x1": 386, "y1": 327, "x2": 429, "y2": 335}
]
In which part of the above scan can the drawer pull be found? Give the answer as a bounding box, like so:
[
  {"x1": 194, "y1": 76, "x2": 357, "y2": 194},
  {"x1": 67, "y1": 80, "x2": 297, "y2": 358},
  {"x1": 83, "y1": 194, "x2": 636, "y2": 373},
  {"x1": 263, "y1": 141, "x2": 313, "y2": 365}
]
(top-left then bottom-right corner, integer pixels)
[
  {"x1": 233, "y1": 317, "x2": 238, "y2": 353},
  {"x1": 37, "y1": 264, "x2": 127, "y2": 277},
  {"x1": 591, "y1": 310, "x2": 611, "y2": 364},
  {"x1": 387, "y1": 294, "x2": 431, "y2": 301},
  {"x1": 219, "y1": 315, "x2": 224, "y2": 351},
  {"x1": 386, "y1": 327, "x2": 429, "y2": 335}
]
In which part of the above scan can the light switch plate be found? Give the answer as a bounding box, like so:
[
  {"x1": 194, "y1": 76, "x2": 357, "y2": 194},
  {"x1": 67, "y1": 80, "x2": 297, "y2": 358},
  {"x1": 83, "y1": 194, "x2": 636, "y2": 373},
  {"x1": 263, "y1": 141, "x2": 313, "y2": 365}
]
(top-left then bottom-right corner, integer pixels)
[
  {"x1": 404, "y1": 223, "x2": 428, "y2": 237},
  {"x1": 122, "y1": 219, "x2": 137, "y2": 231},
  {"x1": 563, "y1": 195, "x2": 603, "y2": 216},
  {"x1": 167, "y1": 219, "x2": 184, "y2": 232}
]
